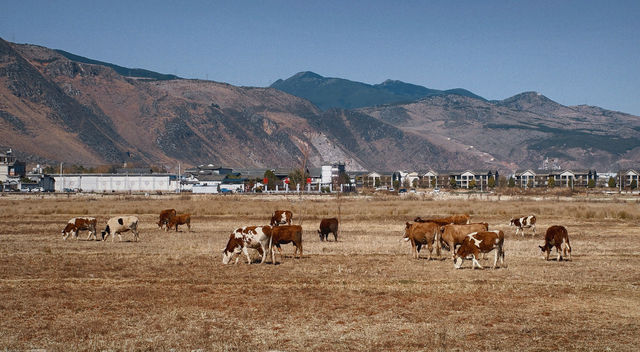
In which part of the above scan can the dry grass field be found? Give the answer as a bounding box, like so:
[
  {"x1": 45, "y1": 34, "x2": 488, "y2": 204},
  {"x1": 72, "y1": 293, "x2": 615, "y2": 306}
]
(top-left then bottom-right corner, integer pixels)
[{"x1": 1, "y1": 192, "x2": 639, "y2": 351}]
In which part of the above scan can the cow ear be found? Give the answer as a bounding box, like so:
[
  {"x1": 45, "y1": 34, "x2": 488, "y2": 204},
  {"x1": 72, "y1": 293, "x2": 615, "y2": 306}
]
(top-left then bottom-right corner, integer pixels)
[{"x1": 118, "y1": 218, "x2": 124, "y2": 225}]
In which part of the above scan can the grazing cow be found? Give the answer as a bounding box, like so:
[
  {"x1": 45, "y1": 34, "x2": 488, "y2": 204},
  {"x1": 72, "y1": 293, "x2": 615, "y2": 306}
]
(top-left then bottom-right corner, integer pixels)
[
  {"x1": 509, "y1": 215, "x2": 536, "y2": 237},
  {"x1": 167, "y1": 213, "x2": 191, "y2": 232},
  {"x1": 403, "y1": 222, "x2": 441, "y2": 260},
  {"x1": 222, "y1": 226, "x2": 272, "y2": 264},
  {"x1": 539, "y1": 225, "x2": 572, "y2": 261},
  {"x1": 453, "y1": 230, "x2": 505, "y2": 269},
  {"x1": 61, "y1": 217, "x2": 97, "y2": 240},
  {"x1": 101, "y1": 216, "x2": 139, "y2": 242},
  {"x1": 318, "y1": 218, "x2": 339, "y2": 241},
  {"x1": 157, "y1": 209, "x2": 177, "y2": 231},
  {"x1": 414, "y1": 213, "x2": 470, "y2": 226},
  {"x1": 270, "y1": 210, "x2": 293, "y2": 226},
  {"x1": 440, "y1": 223, "x2": 489, "y2": 258},
  {"x1": 269, "y1": 225, "x2": 303, "y2": 264}
]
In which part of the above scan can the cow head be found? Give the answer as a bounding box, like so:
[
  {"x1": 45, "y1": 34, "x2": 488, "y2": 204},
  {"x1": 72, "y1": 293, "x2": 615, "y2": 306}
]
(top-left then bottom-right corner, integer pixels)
[
  {"x1": 317, "y1": 229, "x2": 325, "y2": 241},
  {"x1": 221, "y1": 234, "x2": 242, "y2": 264},
  {"x1": 403, "y1": 222, "x2": 412, "y2": 241},
  {"x1": 509, "y1": 218, "x2": 515, "y2": 226},
  {"x1": 61, "y1": 223, "x2": 75, "y2": 240},
  {"x1": 453, "y1": 256, "x2": 464, "y2": 269}
]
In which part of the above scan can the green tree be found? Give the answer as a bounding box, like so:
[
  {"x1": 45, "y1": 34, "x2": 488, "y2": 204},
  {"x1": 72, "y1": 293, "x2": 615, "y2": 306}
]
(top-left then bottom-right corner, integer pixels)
[
  {"x1": 430, "y1": 178, "x2": 436, "y2": 188},
  {"x1": 488, "y1": 176, "x2": 495, "y2": 188},
  {"x1": 508, "y1": 177, "x2": 515, "y2": 187},
  {"x1": 288, "y1": 169, "x2": 309, "y2": 189},
  {"x1": 374, "y1": 178, "x2": 381, "y2": 188},
  {"x1": 393, "y1": 180, "x2": 400, "y2": 190},
  {"x1": 412, "y1": 178, "x2": 418, "y2": 188},
  {"x1": 527, "y1": 179, "x2": 534, "y2": 188},
  {"x1": 264, "y1": 170, "x2": 277, "y2": 190},
  {"x1": 449, "y1": 176, "x2": 457, "y2": 189},
  {"x1": 631, "y1": 180, "x2": 638, "y2": 189},
  {"x1": 608, "y1": 176, "x2": 616, "y2": 188},
  {"x1": 468, "y1": 179, "x2": 476, "y2": 189},
  {"x1": 548, "y1": 176, "x2": 555, "y2": 188},
  {"x1": 587, "y1": 179, "x2": 596, "y2": 188}
]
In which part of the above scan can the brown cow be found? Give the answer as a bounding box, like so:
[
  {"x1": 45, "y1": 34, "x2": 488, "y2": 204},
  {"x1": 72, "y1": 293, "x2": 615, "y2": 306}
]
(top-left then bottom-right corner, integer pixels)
[
  {"x1": 539, "y1": 225, "x2": 572, "y2": 261},
  {"x1": 167, "y1": 214, "x2": 191, "y2": 232},
  {"x1": 62, "y1": 217, "x2": 97, "y2": 240},
  {"x1": 318, "y1": 218, "x2": 339, "y2": 241},
  {"x1": 414, "y1": 213, "x2": 470, "y2": 226},
  {"x1": 403, "y1": 222, "x2": 441, "y2": 260},
  {"x1": 270, "y1": 210, "x2": 293, "y2": 226},
  {"x1": 269, "y1": 225, "x2": 303, "y2": 264},
  {"x1": 157, "y1": 209, "x2": 177, "y2": 231},
  {"x1": 440, "y1": 223, "x2": 489, "y2": 258},
  {"x1": 453, "y1": 230, "x2": 505, "y2": 269}
]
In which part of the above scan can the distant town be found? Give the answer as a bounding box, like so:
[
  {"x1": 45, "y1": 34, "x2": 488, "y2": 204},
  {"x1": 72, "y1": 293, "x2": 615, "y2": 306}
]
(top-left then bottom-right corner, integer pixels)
[{"x1": 1, "y1": 149, "x2": 639, "y2": 194}]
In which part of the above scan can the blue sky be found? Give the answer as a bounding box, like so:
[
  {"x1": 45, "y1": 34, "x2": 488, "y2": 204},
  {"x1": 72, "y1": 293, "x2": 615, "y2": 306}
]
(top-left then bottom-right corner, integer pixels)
[{"x1": 2, "y1": 1, "x2": 639, "y2": 114}]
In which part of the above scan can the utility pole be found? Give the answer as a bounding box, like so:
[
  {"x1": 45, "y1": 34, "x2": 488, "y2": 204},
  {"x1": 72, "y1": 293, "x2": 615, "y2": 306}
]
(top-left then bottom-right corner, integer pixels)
[{"x1": 60, "y1": 162, "x2": 64, "y2": 193}]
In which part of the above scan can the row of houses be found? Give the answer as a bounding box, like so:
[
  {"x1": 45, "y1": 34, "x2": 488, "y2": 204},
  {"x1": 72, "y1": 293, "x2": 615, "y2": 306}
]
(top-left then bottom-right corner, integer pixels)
[
  {"x1": 358, "y1": 168, "x2": 640, "y2": 189},
  {"x1": 2, "y1": 149, "x2": 640, "y2": 193}
]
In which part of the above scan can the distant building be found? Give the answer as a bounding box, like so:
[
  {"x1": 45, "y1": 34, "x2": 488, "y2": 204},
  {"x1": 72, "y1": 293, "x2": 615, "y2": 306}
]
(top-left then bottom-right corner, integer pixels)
[
  {"x1": 0, "y1": 148, "x2": 26, "y2": 182},
  {"x1": 52, "y1": 173, "x2": 179, "y2": 193}
]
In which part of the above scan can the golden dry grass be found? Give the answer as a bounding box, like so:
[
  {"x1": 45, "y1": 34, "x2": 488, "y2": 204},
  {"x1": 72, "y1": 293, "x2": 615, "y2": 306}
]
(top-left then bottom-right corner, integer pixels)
[{"x1": 1, "y1": 193, "x2": 639, "y2": 351}]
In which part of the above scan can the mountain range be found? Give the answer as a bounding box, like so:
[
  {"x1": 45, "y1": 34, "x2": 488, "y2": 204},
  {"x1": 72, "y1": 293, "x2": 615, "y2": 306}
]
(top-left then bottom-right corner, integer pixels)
[
  {"x1": 1, "y1": 37, "x2": 639, "y2": 172},
  {"x1": 270, "y1": 71, "x2": 484, "y2": 110}
]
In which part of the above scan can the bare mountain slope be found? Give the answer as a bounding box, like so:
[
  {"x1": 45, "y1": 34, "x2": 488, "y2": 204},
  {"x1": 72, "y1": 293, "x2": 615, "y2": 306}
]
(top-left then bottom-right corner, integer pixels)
[
  {"x1": 1, "y1": 39, "x2": 474, "y2": 170},
  {"x1": 359, "y1": 93, "x2": 640, "y2": 170}
]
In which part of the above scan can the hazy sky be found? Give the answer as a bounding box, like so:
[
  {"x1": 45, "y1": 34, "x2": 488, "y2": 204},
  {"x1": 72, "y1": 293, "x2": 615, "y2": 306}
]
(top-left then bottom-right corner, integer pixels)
[{"x1": 2, "y1": 1, "x2": 639, "y2": 114}]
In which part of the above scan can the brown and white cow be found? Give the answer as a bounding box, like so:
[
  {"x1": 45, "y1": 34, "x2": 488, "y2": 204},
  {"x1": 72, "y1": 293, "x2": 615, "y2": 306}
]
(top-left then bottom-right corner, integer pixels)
[
  {"x1": 403, "y1": 222, "x2": 441, "y2": 260},
  {"x1": 440, "y1": 223, "x2": 489, "y2": 258},
  {"x1": 414, "y1": 213, "x2": 470, "y2": 226},
  {"x1": 269, "y1": 225, "x2": 303, "y2": 264},
  {"x1": 167, "y1": 213, "x2": 191, "y2": 232},
  {"x1": 509, "y1": 215, "x2": 536, "y2": 237},
  {"x1": 101, "y1": 216, "x2": 139, "y2": 242},
  {"x1": 453, "y1": 230, "x2": 505, "y2": 269},
  {"x1": 539, "y1": 225, "x2": 572, "y2": 261},
  {"x1": 62, "y1": 217, "x2": 97, "y2": 240},
  {"x1": 157, "y1": 209, "x2": 177, "y2": 231},
  {"x1": 270, "y1": 210, "x2": 293, "y2": 226},
  {"x1": 222, "y1": 226, "x2": 272, "y2": 264},
  {"x1": 318, "y1": 218, "x2": 339, "y2": 241}
]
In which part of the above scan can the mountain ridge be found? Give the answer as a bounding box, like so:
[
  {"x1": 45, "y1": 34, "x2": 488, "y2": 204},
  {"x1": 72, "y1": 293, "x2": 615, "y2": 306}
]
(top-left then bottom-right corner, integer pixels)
[{"x1": 2, "y1": 39, "x2": 639, "y2": 172}]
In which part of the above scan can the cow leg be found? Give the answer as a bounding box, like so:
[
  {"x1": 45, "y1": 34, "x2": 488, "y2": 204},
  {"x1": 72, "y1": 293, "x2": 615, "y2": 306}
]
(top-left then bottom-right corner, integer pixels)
[
  {"x1": 258, "y1": 246, "x2": 267, "y2": 264},
  {"x1": 532, "y1": 224, "x2": 536, "y2": 237},
  {"x1": 187, "y1": 222, "x2": 191, "y2": 232},
  {"x1": 471, "y1": 255, "x2": 483, "y2": 269},
  {"x1": 133, "y1": 229, "x2": 139, "y2": 242},
  {"x1": 243, "y1": 247, "x2": 252, "y2": 264}
]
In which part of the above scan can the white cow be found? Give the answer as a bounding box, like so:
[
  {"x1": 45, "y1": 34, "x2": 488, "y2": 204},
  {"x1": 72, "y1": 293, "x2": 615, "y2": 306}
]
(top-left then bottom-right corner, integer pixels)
[
  {"x1": 222, "y1": 226, "x2": 272, "y2": 264},
  {"x1": 101, "y1": 216, "x2": 140, "y2": 242}
]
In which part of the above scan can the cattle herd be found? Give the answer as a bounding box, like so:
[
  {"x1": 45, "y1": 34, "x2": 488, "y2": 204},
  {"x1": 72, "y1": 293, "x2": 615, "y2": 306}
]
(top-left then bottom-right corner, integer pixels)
[{"x1": 60, "y1": 209, "x2": 571, "y2": 269}]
